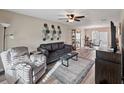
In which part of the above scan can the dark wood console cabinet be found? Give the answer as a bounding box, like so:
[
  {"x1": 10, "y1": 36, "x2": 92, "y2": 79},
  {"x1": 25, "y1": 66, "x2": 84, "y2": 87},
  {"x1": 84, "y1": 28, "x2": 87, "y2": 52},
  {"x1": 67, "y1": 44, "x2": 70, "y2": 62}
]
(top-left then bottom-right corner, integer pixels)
[{"x1": 95, "y1": 50, "x2": 121, "y2": 84}]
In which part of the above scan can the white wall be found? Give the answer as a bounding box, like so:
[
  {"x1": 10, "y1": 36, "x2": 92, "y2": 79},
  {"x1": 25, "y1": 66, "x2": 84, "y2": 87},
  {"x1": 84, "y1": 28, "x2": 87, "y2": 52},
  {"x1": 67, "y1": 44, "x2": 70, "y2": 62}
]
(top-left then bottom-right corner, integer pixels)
[
  {"x1": 78, "y1": 27, "x2": 85, "y2": 47},
  {"x1": 0, "y1": 25, "x2": 4, "y2": 70},
  {"x1": 0, "y1": 25, "x2": 3, "y2": 52},
  {"x1": 0, "y1": 10, "x2": 72, "y2": 51}
]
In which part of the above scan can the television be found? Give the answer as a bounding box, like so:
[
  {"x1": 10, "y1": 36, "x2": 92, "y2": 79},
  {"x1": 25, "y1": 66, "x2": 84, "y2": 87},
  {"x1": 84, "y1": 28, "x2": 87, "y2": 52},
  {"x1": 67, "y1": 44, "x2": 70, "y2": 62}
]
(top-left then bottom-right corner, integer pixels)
[
  {"x1": 111, "y1": 21, "x2": 117, "y2": 53},
  {"x1": 122, "y1": 18, "x2": 124, "y2": 83}
]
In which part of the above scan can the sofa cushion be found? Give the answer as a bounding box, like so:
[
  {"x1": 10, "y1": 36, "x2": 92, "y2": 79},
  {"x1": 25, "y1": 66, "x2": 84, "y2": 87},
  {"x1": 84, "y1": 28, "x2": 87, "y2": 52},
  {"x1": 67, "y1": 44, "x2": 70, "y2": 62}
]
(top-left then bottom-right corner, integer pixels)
[
  {"x1": 51, "y1": 43, "x2": 59, "y2": 51},
  {"x1": 48, "y1": 52, "x2": 58, "y2": 58},
  {"x1": 55, "y1": 48, "x2": 65, "y2": 56},
  {"x1": 9, "y1": 47, "x2": 30, "y2": 64},
  {"x1": 58, "y1": 42, "x2": 64, "y2": 49},
  {"x1": 40, "y1": 44, "x2": 52, "y2": 51},
  {"x1": 48, "y1": 52, "x2": 59, "y2": 63},
  {"x1": 10, "y1": 47, "x2": 29, "y2": 58},
  {"x1": 63, "y1": 46, "x2": 72, "y2": 53},
  {"x1": 11, "y1": 55, "x2": 31, "y2": 65}
]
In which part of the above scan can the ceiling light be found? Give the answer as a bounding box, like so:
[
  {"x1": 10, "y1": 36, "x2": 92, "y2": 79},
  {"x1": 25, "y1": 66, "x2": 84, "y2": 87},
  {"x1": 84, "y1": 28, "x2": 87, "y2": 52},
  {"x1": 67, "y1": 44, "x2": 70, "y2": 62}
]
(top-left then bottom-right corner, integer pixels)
[
  {"x1": 0, "y1": 23, "x2": 10, "y2": 27},
  {"x1": 68, "y1": 19, "x2": 74, "y2": 22}
]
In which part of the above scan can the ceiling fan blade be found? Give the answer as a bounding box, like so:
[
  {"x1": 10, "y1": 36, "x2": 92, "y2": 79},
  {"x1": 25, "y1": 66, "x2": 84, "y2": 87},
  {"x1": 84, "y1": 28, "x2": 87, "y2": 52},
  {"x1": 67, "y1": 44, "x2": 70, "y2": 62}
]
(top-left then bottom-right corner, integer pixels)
[
  {"x1": 58, "y1": 18, "x2": 68, "y2": 20},
  {"x1": 74, "y1": 19, "x2": 80, "y2": 21},
  {"x1": 75, "y1": 16, "x2": 85, "y2": 18}
]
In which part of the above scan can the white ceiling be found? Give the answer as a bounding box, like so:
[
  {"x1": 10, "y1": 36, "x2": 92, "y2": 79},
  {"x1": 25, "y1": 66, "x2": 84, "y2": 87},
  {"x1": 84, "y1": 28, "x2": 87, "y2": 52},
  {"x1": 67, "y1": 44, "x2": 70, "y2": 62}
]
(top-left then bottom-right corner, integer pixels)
[{"x1": 7, "y1": 9, "x2": 121, "y2": 28}]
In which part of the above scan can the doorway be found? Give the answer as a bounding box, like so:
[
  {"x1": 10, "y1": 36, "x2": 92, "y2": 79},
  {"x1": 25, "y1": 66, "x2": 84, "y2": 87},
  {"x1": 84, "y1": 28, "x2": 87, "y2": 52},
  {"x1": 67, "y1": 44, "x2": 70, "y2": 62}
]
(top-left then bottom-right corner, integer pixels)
[
  {"x1": 92, "y1": 31, "x2": 108, "y2": 48},
  {"x1": 76, "y1": 30, "x2": 81, "y2": 49}
]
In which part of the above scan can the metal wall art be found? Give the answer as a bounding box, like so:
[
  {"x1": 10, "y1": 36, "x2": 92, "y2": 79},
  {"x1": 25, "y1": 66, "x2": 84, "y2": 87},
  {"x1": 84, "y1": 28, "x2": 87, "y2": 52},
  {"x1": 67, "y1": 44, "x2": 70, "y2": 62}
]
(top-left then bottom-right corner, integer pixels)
[
  {"x1": 43, "y1": 23, "x2": 50, "y2": 41},
  {"x1": 51, "y1": 25, "x2": 56, "y2": 40},
  {"x1": 57, "y1": 26, "x2": 62, "y2": 40},
  {"x1": 42, "y1": 23, "x2": 62, "y2": 41}
]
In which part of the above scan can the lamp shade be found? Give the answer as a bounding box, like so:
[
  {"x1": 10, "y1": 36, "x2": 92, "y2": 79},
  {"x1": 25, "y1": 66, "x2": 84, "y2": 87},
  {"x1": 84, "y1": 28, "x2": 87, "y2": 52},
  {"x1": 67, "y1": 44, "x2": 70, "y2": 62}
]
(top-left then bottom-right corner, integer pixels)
[{"x1": 0, "y1": 23, "x2": 10, "y2": 28}]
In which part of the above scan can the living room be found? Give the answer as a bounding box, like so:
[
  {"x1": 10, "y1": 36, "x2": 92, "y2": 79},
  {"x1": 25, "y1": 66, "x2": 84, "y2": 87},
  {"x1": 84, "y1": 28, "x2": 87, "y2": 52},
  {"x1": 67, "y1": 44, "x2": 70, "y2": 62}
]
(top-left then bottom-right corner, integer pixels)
[{"x1": 0, "y1": 9, "x2": 123, "y2": 84}]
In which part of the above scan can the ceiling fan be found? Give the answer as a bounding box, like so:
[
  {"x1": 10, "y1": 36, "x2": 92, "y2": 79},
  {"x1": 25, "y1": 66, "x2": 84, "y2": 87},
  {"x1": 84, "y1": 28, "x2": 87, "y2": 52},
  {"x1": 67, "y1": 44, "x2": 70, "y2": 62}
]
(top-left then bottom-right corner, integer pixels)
[{"x1": 58, "y1": 14, "x2": 85, "y2": 23}]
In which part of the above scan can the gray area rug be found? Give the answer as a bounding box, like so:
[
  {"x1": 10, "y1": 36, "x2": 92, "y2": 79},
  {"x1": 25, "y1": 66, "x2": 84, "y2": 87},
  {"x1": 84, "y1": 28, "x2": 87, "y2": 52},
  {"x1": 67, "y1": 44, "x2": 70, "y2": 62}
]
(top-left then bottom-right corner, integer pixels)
[{"x1": 52, "y1": 58, "x2": 94, "y2": 84}]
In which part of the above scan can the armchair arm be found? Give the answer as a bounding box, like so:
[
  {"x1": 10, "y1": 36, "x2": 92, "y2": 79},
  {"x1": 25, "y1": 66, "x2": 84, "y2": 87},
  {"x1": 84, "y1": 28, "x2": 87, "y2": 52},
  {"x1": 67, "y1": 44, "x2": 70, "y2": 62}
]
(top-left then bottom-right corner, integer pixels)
[
  {"x1": 64, "y1": 44, "x2": 73, "y2": 51},
  {"x1": 37, "y1": 47, "x2": 49, "y2": 57},
  {"x1": 0, "y1": 51, "x2": 13, "y2": 70},
  {"x1": 14, "y1": 62, "x2": 33, "y2": 84},
  {"x1": 30, "y1": 54, "x2": 46, "y2": 67}
]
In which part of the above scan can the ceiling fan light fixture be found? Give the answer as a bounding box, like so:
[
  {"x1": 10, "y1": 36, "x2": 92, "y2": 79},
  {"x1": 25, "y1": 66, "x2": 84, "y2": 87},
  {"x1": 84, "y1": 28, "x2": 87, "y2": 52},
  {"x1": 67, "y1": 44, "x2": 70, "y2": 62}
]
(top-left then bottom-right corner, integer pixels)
[
  {"x1": 59, "y1": 13, "x2": 84, "y2": 23},
  {"x1": 68, "y1": 19, "x2": 74, "y2": 22}
]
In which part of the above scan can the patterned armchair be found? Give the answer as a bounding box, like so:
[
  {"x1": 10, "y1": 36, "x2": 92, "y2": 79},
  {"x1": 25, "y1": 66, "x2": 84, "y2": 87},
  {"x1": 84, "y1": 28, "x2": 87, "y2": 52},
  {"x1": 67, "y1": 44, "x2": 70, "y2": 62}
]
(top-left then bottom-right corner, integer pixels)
[{"x1": 0, "y1": 47, "x2": 46, "y2": 84}]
